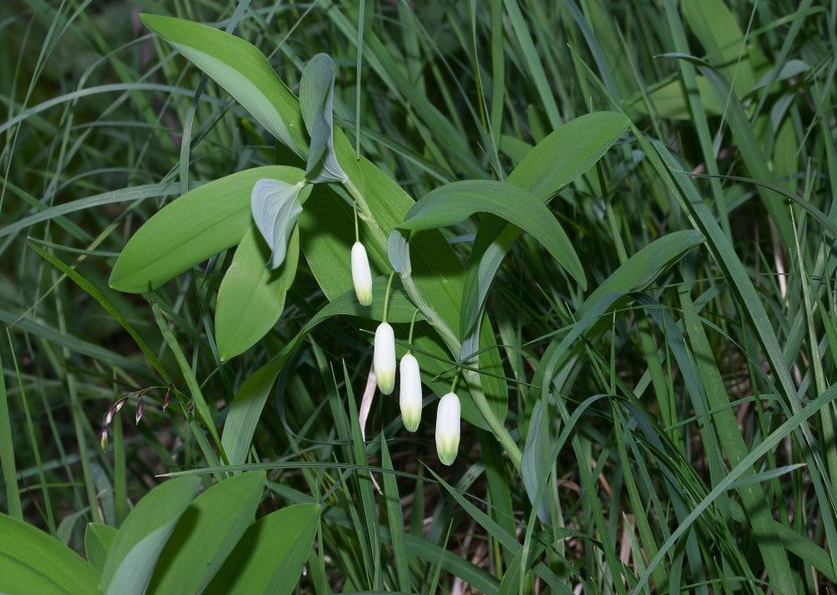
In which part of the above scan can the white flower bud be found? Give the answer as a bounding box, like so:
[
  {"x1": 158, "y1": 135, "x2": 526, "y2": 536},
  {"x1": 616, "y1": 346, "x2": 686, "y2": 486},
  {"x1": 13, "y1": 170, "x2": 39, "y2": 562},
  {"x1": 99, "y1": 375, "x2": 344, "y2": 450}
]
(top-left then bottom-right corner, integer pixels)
[
  {"x1": 374, "y1": 322, "x2": 396, "y2": 395},
  {"x1": 435, "y1": 392, "x2": 461, "y2": 466},
  {"x1": 399, "y1": 354, "x2": 422, "y2": 431},
  {"x1": 351, "y1": 242, "x2": 373, "y2": 306}
]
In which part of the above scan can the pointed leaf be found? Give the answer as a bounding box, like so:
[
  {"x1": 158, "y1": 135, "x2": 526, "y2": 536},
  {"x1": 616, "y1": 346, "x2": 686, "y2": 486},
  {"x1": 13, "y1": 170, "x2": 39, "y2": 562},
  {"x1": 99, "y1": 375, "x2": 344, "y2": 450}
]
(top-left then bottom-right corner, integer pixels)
[
  {"x1": 0, "y1": 513, "x2": 100, "y2": 595},
  {"x1": 101, "y1": 476, "x2": 200, "y2": 595},
  {"x1": 203, "y1": 503, "x2": 320, "y2": 595},
  {"x1": 216, "y1": 226, "x2": 300, "y2": 360},
  {"x1": 84, "y1": 523, "x2": 117, "y2": 574},
  {"x1": 386, "y1": 229, "x2": 411, "y2": 276},
  {"x1": 461, "y1": 111, "x2": 629, "y2": 337},
  {"x1": 147, "y1": 472, "x2": 266, "y2": 595},
  {"x1": 299, "y1": 53, "x2": 346, "y2": 182},
  {"x1": 139, "y1": 14, "x2": 307, "y2": 152},
  {"x1": 399, "y1": 180, "x2": 586, "y2": 291},
  {"x1": 579, "y1": 229, "x2": 705, "y2": 317}
]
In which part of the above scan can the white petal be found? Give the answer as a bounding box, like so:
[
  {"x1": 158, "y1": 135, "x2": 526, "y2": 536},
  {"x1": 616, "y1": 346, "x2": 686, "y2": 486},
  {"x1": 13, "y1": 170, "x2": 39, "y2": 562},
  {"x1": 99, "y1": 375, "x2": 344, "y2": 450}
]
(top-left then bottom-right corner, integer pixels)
[
  {"x1": 351, "y1": 242, "x2": 373, "y2": 306},
  {"x1": 399, "y1": 354, "x2": 422, "y2": 431},
  {"x1": 374, "y1": 322, "x2": 396, "y2": 395},
  {"x1": 435, "y1": 392, "x2": 461, "y2": 466}
]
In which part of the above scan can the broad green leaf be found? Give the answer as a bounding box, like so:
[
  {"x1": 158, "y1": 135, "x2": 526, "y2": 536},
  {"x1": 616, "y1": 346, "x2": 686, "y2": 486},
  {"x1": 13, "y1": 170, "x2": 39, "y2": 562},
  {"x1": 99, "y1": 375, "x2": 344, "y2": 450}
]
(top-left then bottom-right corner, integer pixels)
[
  {"x1": 139, "y1": 13, "x2": 307, "y2": 153},
  {"x1": 461, "y1": 111, "x2": 629, "y2": 337},
  {"x1": 216, "y1": 226, "x2": 300, "y2": 361},
  {"x1": 203, "y1": 503, "x2": 320, "y2": 595},
  {"x1": 250, "y1": 177, "x2": 308, "y2": 269},
  {"x1": 0, "y1": 513, "x2": 100, "y2": 595},
  {"x1": 505, "y1": 111, "x2": 629, "y2": 205},
  {"x1": 299, "y1": 53, "x2": 346, "y2": 183},
  {"x1": 101, "y1": 476, "x2": 200, "y2": 595},
  {"x1": 147, "y1": 472, "x2": 266, "y2": 595},
  {"x1": 85, "y1": 522, "x2": 117, "y2": 574},
  {"x1": 110, "y1": 166, "x2": 304, "y2": 293},
  {"x1": 578, "y1": 230, "x2": 705, "y2": 317},
  {"x1": 400, "y1": 179, "x2": 586, "y2": 291}
]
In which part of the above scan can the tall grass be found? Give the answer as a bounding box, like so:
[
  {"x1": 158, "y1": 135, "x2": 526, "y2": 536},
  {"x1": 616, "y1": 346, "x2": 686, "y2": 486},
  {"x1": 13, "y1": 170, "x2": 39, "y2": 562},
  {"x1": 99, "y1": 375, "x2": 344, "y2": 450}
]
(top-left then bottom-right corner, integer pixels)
[{"x1": 2, "y1": 0, "x2": 837, "y2": 593}]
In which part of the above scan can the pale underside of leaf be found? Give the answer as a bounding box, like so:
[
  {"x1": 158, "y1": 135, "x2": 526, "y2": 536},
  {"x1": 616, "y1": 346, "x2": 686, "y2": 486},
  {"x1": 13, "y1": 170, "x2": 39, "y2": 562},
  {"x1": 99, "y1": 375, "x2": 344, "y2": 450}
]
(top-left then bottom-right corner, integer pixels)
[
  {"x1": 299, "y1": 53, "x2": 346, "y2": 183},
  {"x1": 250, "y1": 178, "x2": 307, "y2": 269}
]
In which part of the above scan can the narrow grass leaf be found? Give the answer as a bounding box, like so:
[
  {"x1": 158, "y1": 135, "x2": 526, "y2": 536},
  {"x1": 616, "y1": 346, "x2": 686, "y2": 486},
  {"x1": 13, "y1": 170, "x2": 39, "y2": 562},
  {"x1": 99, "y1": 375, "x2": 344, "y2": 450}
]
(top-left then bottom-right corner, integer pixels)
[
  {"x1": 0, "y1": 346, "x2": 21, "y2": 520},
  {"x1": 380, "y1": 437, "x2": 411, "y2": 592},
  {"x1": 29, "y1": 243, "x2": 171, "y2": 382}
]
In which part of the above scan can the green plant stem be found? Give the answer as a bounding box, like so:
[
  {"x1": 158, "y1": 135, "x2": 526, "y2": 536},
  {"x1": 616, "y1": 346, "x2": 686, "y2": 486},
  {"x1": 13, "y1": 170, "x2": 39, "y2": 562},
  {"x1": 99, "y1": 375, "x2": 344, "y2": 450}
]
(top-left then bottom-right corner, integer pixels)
[
  {"x1": 342, "y1": 177, "x2": 522, "y2": 470},
  {"x1": 382, "y1": 271, "x2": 395, "y2": 323},
  {"x1": 407, "y1": 308, "x2": 420, "y2": 347}
]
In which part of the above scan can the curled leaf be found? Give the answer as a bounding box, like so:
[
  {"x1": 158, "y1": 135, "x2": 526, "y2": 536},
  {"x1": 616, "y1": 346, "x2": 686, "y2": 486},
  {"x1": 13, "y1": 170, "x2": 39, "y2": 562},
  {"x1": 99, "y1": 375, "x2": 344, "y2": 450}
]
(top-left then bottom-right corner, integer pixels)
[
  {"x1": 299, "y1": 53, "x2": 347, "y2": 183},
  {"x1": 251, "y1": 178, "x2": 308, "y2": 269}
]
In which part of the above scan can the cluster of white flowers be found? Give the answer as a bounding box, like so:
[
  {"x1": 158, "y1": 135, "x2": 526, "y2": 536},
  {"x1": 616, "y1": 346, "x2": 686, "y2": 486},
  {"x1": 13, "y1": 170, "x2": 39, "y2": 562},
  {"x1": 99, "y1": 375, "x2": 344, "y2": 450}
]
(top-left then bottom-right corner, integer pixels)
[{"x1": 351, "y1": 242, "x2": 461, "y2": 466}]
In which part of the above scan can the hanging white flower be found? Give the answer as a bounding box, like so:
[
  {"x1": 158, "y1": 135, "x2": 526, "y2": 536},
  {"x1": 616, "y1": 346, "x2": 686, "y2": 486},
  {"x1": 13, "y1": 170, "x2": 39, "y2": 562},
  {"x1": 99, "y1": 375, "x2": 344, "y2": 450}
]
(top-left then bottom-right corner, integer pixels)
[
  {"x1": 435, "y1": 392, "x2": 461, "y2": 466},
  {"x1": 374, "y1": 322, "x2": 396, "y2": 395},
  {"x1": 351, "y1": 242, "x2": 373, "y2": 306},
  {"x1": 399, "y1": 354, "x2": 422, "y2": 431}
]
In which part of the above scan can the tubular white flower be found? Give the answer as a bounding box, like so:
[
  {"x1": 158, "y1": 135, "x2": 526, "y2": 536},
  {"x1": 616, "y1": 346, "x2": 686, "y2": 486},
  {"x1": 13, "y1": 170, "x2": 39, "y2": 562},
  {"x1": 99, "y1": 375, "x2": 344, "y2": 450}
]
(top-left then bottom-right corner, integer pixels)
[
  {"x1": 374, "y1": 322, "x2": 396, "y2": 395},
  {"x1": 399, "y1": 354, "x2": 422, "y2": 431},
  {"x1": 435, "y1": 392, "x2": 461, "y2": 466},
  {"x1": 351, "y1": 242, "x2": 373, "y2": 306}
]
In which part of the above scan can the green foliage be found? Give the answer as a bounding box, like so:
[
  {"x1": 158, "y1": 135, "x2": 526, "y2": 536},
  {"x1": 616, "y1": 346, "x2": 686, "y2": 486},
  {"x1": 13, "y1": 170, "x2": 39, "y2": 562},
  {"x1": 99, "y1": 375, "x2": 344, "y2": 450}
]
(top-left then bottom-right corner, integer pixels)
[
  {"x1": 203, "y1": 503, "x2": 321, "y2": 595},
  {"x1": 109, "y1": 166, "x2": 305, "y2": 292},
  {"x1": 0, "y1": 513, "x2": 99, "y2": 595},
  {"x1": 3, "y1": 0, "x2": 837, "y2": 593},
  {"x1": 0, "y1": 473, "x2": 317, "y2": 594}
]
